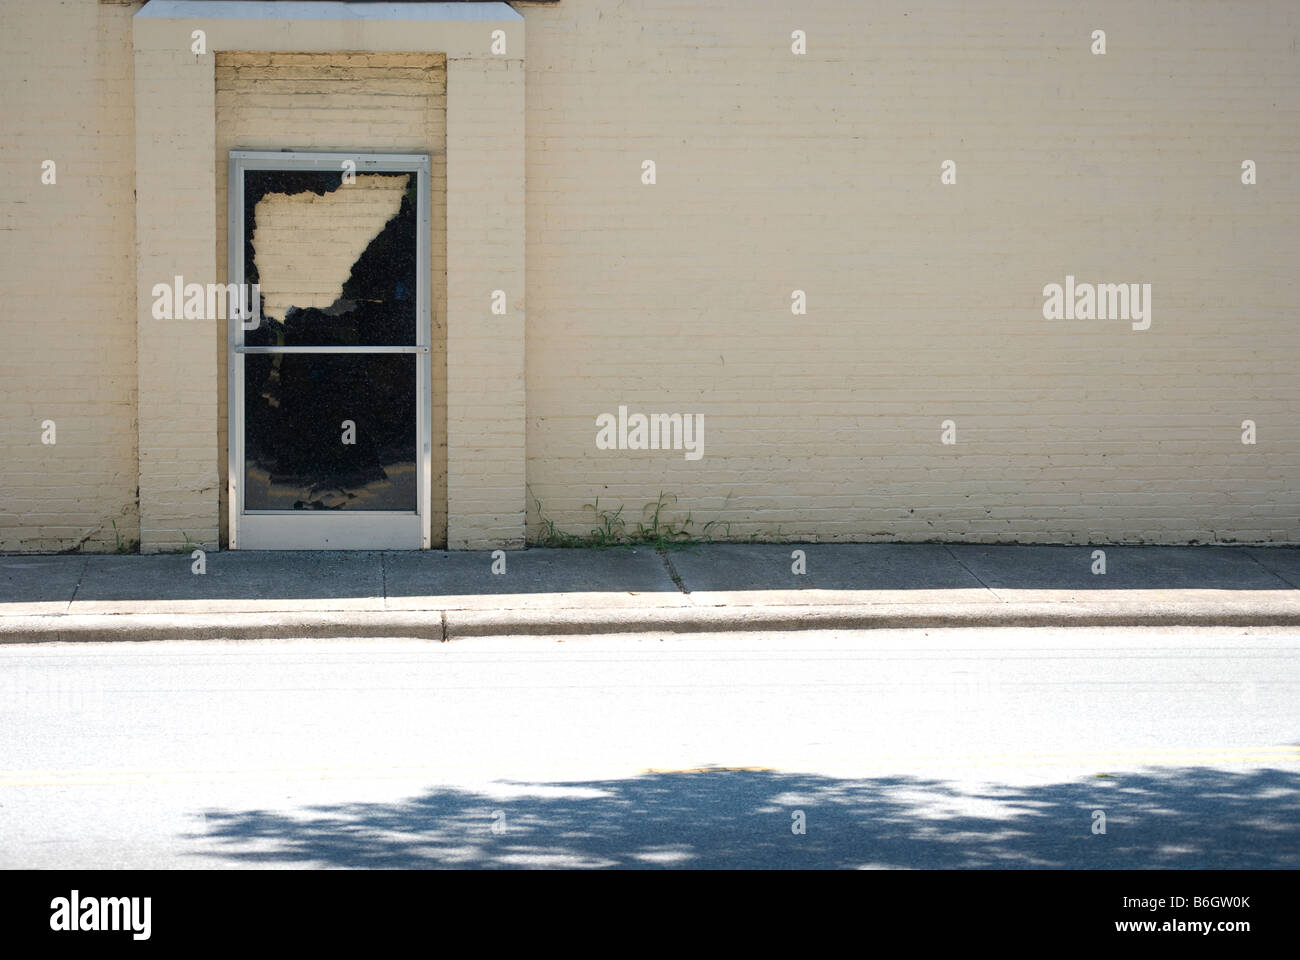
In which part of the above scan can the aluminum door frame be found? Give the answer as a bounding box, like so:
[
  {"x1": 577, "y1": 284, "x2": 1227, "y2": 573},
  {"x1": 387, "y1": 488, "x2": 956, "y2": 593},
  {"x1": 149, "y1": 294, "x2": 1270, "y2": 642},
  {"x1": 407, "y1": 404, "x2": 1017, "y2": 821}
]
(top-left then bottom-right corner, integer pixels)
[{"x1": 227, "y1": 150, "x2": 432, "y2": 550}]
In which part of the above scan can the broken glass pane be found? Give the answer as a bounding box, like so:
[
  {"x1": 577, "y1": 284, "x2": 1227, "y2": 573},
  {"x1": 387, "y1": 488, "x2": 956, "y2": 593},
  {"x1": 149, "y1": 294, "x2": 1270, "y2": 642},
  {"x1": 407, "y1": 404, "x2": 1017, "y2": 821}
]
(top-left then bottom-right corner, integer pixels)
[{"x1": 243, "y1": 169, "x2": 417, "y2": 347}]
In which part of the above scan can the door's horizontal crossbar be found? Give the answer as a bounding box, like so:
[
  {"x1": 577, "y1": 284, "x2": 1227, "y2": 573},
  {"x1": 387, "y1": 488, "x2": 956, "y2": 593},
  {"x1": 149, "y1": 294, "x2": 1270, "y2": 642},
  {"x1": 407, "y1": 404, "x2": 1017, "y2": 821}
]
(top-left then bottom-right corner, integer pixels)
[{"x1": 236, "y1": 346, "x2": 428, "y2": 354}]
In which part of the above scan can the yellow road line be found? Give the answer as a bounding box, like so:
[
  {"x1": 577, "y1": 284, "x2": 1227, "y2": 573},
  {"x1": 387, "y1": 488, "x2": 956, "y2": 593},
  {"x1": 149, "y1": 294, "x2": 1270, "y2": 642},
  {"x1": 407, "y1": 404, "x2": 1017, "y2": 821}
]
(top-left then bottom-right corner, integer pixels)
[{"x1": 0, "y1": 746, "x2": 1295, "y2": 787}]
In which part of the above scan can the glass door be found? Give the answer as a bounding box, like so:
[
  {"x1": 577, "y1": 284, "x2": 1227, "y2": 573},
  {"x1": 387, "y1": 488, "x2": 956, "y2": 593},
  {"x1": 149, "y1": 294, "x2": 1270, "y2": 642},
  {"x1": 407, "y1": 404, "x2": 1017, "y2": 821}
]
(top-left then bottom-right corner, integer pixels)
[{"x1": 228, "y1": 151, "x2": 431, "y2": 549}]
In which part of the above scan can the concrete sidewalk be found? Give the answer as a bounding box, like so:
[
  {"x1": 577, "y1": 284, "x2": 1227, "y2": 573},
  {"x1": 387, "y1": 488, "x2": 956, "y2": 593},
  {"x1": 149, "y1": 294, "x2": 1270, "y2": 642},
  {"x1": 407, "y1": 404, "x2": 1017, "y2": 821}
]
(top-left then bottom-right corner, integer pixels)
[{"x1": 2, "y1": 543, "x2": 1299, "y2": 642}]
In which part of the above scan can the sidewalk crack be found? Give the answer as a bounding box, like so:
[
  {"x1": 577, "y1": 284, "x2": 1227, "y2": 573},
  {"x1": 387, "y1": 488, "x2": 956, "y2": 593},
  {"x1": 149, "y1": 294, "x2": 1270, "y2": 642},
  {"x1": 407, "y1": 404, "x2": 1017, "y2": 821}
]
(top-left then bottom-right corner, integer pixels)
[
  {"x1": 943, "y1": 544, "x2": 1004, "y2": 601},
  {"x1": 1242, "y1": 548, "x2": 1299, "y2": 589},
  {"x1": 66, "y1": 555, "x2": 90, "y2": 613},
  {"x1": 657, "y1": 547, "x2": 690, "y2": 597}
]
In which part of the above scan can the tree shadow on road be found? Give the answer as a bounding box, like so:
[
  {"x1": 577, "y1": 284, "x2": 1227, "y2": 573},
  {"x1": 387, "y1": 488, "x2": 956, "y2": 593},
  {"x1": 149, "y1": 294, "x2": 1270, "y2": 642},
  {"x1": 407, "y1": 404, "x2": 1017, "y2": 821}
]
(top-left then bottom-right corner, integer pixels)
[{"x1": 191, "y1": 765, "x2": 1300, "y2": 869}]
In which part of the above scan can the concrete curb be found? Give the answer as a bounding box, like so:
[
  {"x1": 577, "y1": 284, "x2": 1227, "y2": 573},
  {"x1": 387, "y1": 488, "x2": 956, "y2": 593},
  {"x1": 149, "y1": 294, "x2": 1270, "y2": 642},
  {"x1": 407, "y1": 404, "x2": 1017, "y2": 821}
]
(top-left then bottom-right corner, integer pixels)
[
  {"x1": 0, "y1": 612, "x2": 446, "y2": 644},
  {"x1": 446, "y1": 601, "x2": 1300, "y2": 636},
  {"x1": 3, "y1": 599, "x2": 1300, "y2": 642}
]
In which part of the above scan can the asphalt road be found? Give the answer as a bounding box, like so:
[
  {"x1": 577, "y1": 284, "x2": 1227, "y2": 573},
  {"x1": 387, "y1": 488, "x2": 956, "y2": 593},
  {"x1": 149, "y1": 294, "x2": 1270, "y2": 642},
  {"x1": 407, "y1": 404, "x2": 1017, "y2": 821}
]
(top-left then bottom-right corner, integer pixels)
[{"x1": 1, "y1": 627, "x2": 1297, "y2": 869}]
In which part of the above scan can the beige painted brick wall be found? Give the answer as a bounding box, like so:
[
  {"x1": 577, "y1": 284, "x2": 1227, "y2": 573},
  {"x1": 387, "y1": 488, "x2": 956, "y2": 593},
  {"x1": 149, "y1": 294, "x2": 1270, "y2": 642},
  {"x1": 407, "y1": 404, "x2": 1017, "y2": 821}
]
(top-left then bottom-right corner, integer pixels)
[
  {"x1": 215, "y1": 51, "x2": 448, "y2": 547},
  {"x1": 4, "y1": 1, "x2": 1296, "y2": 552},
  {"x1": 445, "y1": 57, "x2": 527, "y2": 549},
  {"x1": 0, "y1": 0, "x2": 141, "y2": 552},
  {"x1": 520, "y1": 0, "x2": 1300, "y2": 545},
  {"x1": 135, "y1": 41, "x2": 220, "y2": 552}
]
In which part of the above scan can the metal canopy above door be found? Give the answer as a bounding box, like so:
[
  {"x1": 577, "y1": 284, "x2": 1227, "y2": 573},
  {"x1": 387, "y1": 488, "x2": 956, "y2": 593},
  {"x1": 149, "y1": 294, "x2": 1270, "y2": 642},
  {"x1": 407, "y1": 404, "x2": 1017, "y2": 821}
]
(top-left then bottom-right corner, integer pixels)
[{"x1": 227, "y1": 151, "x2": 432, "y2": 549}]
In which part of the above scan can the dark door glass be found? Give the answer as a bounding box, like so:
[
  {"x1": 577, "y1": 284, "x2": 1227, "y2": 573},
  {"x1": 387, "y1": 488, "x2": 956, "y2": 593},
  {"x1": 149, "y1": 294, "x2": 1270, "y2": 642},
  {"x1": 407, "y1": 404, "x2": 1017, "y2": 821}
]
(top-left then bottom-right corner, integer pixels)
[{"x1": 243, "y1": 353, "x2": 417, "y2": 511}]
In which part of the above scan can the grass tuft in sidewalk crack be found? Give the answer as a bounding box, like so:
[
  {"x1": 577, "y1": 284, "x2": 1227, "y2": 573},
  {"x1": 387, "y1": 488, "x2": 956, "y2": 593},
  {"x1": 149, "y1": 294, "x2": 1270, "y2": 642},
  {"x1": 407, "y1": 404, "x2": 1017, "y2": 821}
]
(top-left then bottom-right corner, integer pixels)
[{"x1": 531, "y1": 491, "x2": 725, "y2": 549}]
